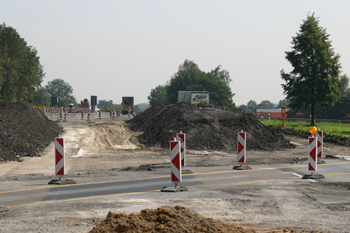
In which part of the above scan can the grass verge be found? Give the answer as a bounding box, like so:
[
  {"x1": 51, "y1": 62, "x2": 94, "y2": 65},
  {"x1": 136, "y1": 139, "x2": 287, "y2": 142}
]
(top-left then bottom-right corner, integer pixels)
[{"x1": 263, "y1": 119, "x2": 350, "y2": 138}]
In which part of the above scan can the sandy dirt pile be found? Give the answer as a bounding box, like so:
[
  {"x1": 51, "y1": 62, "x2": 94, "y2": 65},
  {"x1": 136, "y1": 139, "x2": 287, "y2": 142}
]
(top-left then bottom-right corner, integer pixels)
[
  {"x1": 127, "y1": 102, "x2": 294, "y2": 151},
  {"x1": 0, "y1": 103, "x2": 63, "y2": 162},
  {"x1": 89, "y1": 205, "x2": 256, "y2": 233}
]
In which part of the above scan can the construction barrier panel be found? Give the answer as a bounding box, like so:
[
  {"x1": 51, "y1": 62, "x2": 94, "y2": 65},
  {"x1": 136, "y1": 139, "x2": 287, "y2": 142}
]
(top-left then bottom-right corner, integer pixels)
[
  {"x1": 176, "y1": 131, "x2": 186, "y2": 167},
  {"x1": 308, "y1": 137, "x2": 317, "y2": 173},
  {"x1": 170, "y1": 139, "x2": 182, "y2": 186},
  {"x1": 237, "y1": 131, "x2": 246, "y2": 164},
  {"x1": 55, "y1": 137, "x2": 65, "y2": 178}
]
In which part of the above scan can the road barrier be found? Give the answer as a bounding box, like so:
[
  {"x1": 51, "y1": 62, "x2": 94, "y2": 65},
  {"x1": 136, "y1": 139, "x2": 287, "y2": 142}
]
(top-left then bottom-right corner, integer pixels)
[
  {"x1": 116, "y1": 107, "x2": 120, "y2": 117},
  {"x1": 128, "y1": 108, "x2": 131, "y2": 118},
  {"x1": 55, "y1": 137, "x2": 65, "y2": 178},
  {"x1": 161, "y1": 138, "x2": 188, "y2": 192},
  {"x1": 113, "y1": 110, "x2": 115, "y2": 119},
  {"x1": 170, "y1": 138, "x2": 181, "y2": 186},
  {"x1": 308, "y1": 137, "x2": 317, "y2": 172},
  {"x1": 99, "y1": 110, "x2": 101, "y2": 118},
  {"x1": 81, "y1": 111, "x2": 84, "y2": 120},
  {"x1": 63, "y1": 110, "x2": 67, "y2": 122},
  {"x1": 48, "y1": 136, "x2": 76, "y2": 185},
  {"x1": 87, "y1": 112, "x2": 91, "y2": 121},
  {"x1": 233, "y1": 130, "x2": 251, "y2": 170},
  {"x1": 176, "y1": 131, "x2": 186, "y2": 167}
]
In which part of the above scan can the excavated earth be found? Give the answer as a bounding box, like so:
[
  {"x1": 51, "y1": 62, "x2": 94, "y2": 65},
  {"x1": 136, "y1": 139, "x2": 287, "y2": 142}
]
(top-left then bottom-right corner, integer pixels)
[
  {"x1": 127, "y1": 102, "x2": 295, "y2": 151},
  {"x1": 0, "y1": 103, "x2": 63, "y2": 162},
  {"x1": 89, "y1": 206, "x2": 257, "y2": 233}
]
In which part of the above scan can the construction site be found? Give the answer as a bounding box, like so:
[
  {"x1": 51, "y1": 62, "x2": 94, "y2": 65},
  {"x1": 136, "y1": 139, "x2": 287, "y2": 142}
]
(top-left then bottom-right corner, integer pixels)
[{"x1": 0, "y1": 102, "x2": 349, "y2": 233}]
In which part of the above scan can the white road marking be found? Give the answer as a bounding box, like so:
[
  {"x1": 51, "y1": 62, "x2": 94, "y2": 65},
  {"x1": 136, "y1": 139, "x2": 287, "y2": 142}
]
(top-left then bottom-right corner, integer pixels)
[
  {"x1": 291, "y1": 173, "x2": 302, "y2": 177},
  {"x1": 307, "y1": 179, "x2": 318, "y2": 182}
]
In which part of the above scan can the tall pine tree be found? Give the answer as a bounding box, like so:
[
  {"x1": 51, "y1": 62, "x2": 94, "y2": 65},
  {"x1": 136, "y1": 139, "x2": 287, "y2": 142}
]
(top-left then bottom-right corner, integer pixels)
[{"x1": 281, "y1": 13, "x2": 343, "y2": 126}]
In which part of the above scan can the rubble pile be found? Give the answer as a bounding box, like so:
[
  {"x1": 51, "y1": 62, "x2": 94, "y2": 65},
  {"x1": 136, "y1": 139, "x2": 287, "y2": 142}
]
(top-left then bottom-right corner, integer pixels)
[
  {"x1": 128, "y1": 102, "x2": 294, "y2": 151},
  {"x1": 0, "y1": 103, "x2": 63, "y2": 162}
]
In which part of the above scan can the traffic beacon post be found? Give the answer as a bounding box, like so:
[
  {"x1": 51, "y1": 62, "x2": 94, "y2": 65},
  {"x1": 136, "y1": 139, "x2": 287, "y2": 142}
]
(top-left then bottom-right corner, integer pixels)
[
  {"x1": 302, "y1": 127, "x2": 325, "y2": 180},
  {"x1": 161, "y1": 137, "x2": 188, "y2": 192},
  {"x1": 233, "y1": 130, "x2": 252, "y2": 170},
  {"x1": 281, "y1": 106, "x2": 286, "y2": 128}
]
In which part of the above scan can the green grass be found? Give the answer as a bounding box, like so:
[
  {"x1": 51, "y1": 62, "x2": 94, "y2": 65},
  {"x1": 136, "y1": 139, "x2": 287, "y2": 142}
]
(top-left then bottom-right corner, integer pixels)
[{"x1": 263, "y1": 119, "x2": 350, "y2": 138}]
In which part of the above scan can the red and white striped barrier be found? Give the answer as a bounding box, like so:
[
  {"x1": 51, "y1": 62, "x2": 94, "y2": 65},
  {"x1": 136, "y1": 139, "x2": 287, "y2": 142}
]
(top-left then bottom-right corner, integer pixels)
[
  {"x1": 55, "y1": 137, "x2": 65, "y2": 178},
  {"x1": 63, "y1": 110, "x2": 67, "y2": 122},
  {"x1": 176, "y1": 131, "x2": 186, "y2": 167},
  {"x1": 99, "y1": 110, "x2": 101, "y2": 118},
  {"x1": 237, "y1": 130, "x2": 246, "y2": 164},
  {"x1": 116, "y1": 108, "x2": 120, "y2": 117},
  {"x1": 170, "y1": 138, "x2": 182, "y2": 186},
  {"x1": 60, "y1": 110, "x2": 63, "y2": 120},
  {"x1": 138, "y1": 108, "x2": 141, "y2": 115},
  {"x1": 110, "y1": 110, "x2": 112, "y2": 118},
  {"x1": 316, "y1": 130, "x2": 323, "y2": 159},
  {"x1": 81, "y1": 111, "x2": 84, "y2": 120},
  {"x1": 112, "y1": 110, "x2": 115, "y2": 119},
  {"x1": 128, "y1": 109, "x2": 131, "y2": 118},
  {"x1": 87, "y1": 112, "x2": 91, "y2": 121},
  {"x1": 308, "y1": 137, "x2": 317, "y2": 173}
]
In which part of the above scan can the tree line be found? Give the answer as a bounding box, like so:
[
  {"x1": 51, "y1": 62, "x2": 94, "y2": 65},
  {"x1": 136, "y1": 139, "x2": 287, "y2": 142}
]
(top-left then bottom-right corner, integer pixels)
[
  {"x1": 0, "y1": 23, "x2": 77, "y2": 107},
  {"x1": 148, "y1": 60, "x2": 236, "y2": 108}
]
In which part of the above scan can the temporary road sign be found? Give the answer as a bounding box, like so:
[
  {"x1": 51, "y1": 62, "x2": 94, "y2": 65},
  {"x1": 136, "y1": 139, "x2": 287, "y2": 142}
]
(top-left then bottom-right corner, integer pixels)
[
  {"x1": 308, "y1": 137, "x2": 317, "y2": 173},
  {"x1": 170, "y1": 139, "x2": 182, "y2": 186},
  {"x1": 237, "y1": 131, "x2": 246, "y2": 164},
  {"x1": 55, "y1": 137, "x2": 65, "y2": 178}
]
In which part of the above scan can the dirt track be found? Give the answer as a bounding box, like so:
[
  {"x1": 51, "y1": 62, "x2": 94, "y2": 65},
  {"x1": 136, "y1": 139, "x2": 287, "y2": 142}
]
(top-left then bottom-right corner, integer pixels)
[{"x1": 0, "y1": 118, "x2": 349, "y2": 232}]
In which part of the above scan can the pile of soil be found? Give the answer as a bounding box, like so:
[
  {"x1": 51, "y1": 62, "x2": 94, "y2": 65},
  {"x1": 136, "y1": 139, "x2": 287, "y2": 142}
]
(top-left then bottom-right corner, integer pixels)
[
  {"x1": 89, "y1": 206, "x2": 256, "y2": 233},
  {"x1": 127, "y1": 102, "x2": 294, "y2": 151},
  {"x1": 0, "y1": 103, "x2": 63, "y2": 162}
]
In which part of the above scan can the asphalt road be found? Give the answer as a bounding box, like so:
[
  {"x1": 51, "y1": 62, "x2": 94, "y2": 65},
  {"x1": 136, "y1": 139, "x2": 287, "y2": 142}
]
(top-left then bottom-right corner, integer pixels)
[{"x1": 1, "y1": 160, "x2": 349, "y2": 209}]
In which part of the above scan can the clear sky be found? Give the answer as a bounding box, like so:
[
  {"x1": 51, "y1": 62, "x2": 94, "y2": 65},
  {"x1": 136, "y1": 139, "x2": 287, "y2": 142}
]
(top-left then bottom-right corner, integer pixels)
[{"x1": 1, "y1": 0, "x2": 349, "y2": 106}]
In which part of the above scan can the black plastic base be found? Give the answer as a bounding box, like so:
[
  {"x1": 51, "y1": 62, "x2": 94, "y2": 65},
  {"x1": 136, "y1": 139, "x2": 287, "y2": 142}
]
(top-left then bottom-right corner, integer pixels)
[
  {"x1": 161, "y1": 186, "x2": 188, "y2": 192},
  {"x1": 233, "y1": 165, "x2": 252, "y2": 170},
  {"x1": 48, "y1": 179, "x2": 76, "y2": 185},
  {"x1": 302, "y1": 173, "x2": 325, "y2": 179}
]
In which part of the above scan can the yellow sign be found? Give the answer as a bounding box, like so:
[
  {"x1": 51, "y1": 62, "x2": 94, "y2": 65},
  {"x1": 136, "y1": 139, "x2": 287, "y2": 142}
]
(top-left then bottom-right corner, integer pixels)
[{"x1": 309, "y1": 126, "x2": 317, "y2": 136}]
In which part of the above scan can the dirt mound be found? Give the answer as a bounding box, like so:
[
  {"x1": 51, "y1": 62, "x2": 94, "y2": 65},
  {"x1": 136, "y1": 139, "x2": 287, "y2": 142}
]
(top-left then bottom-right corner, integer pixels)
[
  {"x1": 127, "y1": 102, "x2": 294, "y2": 151},
  {"x1": 89, "y1": 206, "x2": 256, "y2": 233},
  {"x1": 0, "y1": 103, "x2": 63, "y2": 162}
]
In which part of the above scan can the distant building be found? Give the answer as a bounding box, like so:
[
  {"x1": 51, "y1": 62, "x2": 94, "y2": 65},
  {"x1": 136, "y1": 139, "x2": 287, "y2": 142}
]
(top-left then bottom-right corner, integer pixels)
[{"x1": 253, "y1": 109, "x2": 289, "y2": 118}]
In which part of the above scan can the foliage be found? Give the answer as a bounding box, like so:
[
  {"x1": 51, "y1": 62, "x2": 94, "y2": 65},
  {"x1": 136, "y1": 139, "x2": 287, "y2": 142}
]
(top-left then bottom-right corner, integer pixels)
[
  {"x1": 45, "y1": 79, "x2": 77, "y2": 107},
  {"x1": 31, "y1": 87, "x2": 50, "y2": 106},
  {"x1": 97, "y1": 100, "x2": 120, "y2": 112},
  {"x1": 0, "y1": 23, "x2": 43, "y2": 104},
  {"x1": 148, "y1": 85, "x2": 169, "y2": 106},
  {"x1": 247, "y1": 100, "x2": 257, "y2": 112},
  {"x1": 277, "y1": 99, "x2": 290, "y2": 108},
  {"x1": 166, "y1": 60, "x2": 236, "y2": 108},
  {"x1": 281, "y1": 13, "x2": 343, "y2": 126},
  {"x1": 256, "y1": 100, "x2": 275, "y2": 109},
  {"x1": 264, "y1": 119, "x2": 350, "y2": 138},
  {"x1": 237, "y1": 104, "x2": 251, "y2": 113}
]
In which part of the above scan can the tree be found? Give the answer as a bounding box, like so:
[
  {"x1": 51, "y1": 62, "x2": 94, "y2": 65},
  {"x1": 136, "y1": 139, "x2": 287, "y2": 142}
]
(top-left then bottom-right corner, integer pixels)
[
  {"x1": 148, "y1": 85, "x2": 169, "y2": 106},
  {"x1": 166, "y1": 60, "x2": 235, "y2": 108},
  {"x1": 237, "y1": 104, "x2": 251, "y2": 113},
  {"x1": 45, "y1": 79, "x2": 77, "y2": 107},
  {"x1": 31, "y1": 87, "x2": 50, "y2": 106},
  {"x1": 281, "y1": 13, "x2": 342, "y2": 126},
  {"x1": 0, "y1": 23, "x2": 43, "y2": 104},
  {"x1": 209, "y1": 65, "x2": 232, "y2": 86},
  {"x1": 256, "y1": 100, "x2": 275, "y2": 109},
  {"x1": 247, "y1": 100, "x2": 257, "y2": 112},
  {"x1": 277, "y1": 99, "x2": 290, "y2": 108}
]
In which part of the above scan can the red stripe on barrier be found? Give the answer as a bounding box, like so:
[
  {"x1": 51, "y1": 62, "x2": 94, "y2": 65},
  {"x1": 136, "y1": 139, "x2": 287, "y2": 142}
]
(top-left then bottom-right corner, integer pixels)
[
  {"x1": 170, "y1": 141, "x2": 178, "y2": 151},
  {"x1": 239, "y1": 132, "x2": 245, "y2": 140},
  {"x1": 238, "y1": 155, "x2": 245, "y2": 163},
  {"x1": 309, "y1": 137, "x2": 316, "y2": 144},
  {"x1": 309, "y1": 147, "x2": 316, "y2": 161},
  {"x1": 178, "y1": 134, "x2": 185, "y2": 142},
  {"x1": 57, "y1": 167, "x2": 64, "y2": 175},
  {"x1": 172, "y1": 153, "x2": 180, "y2": 170},
  {"x1": 308, "y1": 163, "x2": 315, "y2": 171},
  {"x1": 56, "y1": 138, "x2": 63, "y2": 148},
  {"x1": 171, "y1": 172, "x2": 179, "y2": 182},
  {"x1": 55, "y1": 149, "x2": 63, "y2": 165},
  {"x1": 238, "y1": 141, "x2": 244, "y2": 154}
]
